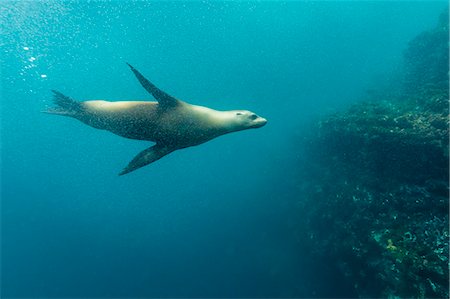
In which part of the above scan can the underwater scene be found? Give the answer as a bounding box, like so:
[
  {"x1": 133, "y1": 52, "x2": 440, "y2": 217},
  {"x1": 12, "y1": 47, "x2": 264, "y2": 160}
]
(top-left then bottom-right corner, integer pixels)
[{"x1": 1, "y1": 1, "x2": 449, "y2": 298}]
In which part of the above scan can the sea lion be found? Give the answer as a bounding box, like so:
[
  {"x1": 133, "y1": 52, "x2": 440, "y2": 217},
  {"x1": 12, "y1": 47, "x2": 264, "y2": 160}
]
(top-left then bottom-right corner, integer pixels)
[{"x1": 46, "y1": 63, "x2": 267, "y2": 175}]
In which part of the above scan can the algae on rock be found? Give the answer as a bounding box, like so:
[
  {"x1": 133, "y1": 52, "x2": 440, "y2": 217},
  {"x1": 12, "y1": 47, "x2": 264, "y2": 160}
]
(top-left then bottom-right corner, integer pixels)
[{"x1": 296, "y1": 10, "x2": 449, "y2": 299}]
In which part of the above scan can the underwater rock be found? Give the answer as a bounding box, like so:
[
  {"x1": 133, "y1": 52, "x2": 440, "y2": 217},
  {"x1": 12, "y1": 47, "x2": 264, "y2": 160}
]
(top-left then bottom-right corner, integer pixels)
[
  {"x1": 295, "y1": 11, "x2": 449, "y2": 299},
  {"x1": 403, "y1": 10, "x2": 449, "y2": 97}
]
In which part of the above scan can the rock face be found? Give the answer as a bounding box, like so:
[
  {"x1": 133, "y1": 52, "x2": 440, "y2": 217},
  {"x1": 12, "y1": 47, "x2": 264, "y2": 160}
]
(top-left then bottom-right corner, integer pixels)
[{"x1": 296, "y1": 11, "x2": 449, "y2": 298}]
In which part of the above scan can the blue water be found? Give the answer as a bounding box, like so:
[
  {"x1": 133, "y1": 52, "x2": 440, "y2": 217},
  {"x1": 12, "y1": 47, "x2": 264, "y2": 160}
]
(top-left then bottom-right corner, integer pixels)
[{"x1": 1, "y1": 1, "x2": 447, "y2": 297}]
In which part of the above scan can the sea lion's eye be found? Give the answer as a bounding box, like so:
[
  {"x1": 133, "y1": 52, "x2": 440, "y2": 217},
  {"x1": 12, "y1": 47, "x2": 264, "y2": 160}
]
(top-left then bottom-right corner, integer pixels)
[
  {"x1": 250, "y1": 114, "x2": 258, "y2": 120},
  {"x1": 236, "y1": 112, "x2": 243, "y2": 116}
]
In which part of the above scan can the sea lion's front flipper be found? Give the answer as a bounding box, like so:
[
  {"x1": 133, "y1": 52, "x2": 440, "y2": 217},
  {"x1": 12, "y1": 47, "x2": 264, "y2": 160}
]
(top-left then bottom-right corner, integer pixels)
[
  {"x1": 119, "y1": 144, "x2": 174, "y2": 176},
  {"x1": 126, "y1": 63, "x2": 180, "y2": 108}
]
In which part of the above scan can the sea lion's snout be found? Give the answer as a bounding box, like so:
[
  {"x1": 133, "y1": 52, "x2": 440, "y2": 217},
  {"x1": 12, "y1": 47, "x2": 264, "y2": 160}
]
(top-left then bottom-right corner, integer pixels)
[
  {"x1": 242, "y1": 111, "x2": 267, "y2": 128},
  {"x1": 247, "y1": 113, "x2": 267, "y2": 128},
  {"x1": 254, "y1": 116, "x2": 267, "y2": 128}
]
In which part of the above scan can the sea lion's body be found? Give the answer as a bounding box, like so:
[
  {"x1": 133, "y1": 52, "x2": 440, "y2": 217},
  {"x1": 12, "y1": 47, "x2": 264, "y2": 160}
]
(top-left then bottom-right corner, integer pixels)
[
  {"x1": 46, "y1": 64, "x2": 267, "y2": 175},
  {"x1": 79, "y1": 100, "x2": 228, "y2": 147}
]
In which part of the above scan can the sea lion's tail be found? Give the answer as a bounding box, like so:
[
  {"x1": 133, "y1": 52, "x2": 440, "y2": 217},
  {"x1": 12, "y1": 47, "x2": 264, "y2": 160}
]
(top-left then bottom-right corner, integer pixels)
[{"x1": 43, "y1": 90, "x2": 83, "y2": 116}]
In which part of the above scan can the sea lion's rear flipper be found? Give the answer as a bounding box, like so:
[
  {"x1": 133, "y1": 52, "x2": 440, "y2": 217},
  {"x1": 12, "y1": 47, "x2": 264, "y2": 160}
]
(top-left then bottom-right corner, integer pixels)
[
  {"x1": 126, "y1": 63, "x2": 180, "y2": 108},
  {"x1": 43, "y1": 90, "x2": 83, "y2": 116},
  {"x1": 119, "y1": 144, "x2": 174, "y2": 176}
]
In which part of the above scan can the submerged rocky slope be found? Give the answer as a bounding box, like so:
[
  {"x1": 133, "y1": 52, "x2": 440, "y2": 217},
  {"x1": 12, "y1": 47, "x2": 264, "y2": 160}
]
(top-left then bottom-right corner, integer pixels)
[{"x1": 296, "y1": 11, "x2": 449, "y2": 298}]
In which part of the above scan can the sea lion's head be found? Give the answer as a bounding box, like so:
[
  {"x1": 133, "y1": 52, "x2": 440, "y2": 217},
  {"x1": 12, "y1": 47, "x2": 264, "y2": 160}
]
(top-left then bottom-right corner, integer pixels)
[{"x1": 229, "y1": 110, "x2": 267, "y2": 130}]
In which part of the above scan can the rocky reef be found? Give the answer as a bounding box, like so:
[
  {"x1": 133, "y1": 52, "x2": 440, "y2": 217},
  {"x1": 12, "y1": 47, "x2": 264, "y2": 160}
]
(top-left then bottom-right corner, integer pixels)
[{"x1": 296, "y1": 11, "x2": 449, "y2": 298}]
